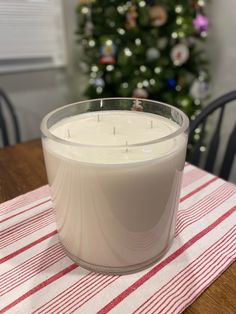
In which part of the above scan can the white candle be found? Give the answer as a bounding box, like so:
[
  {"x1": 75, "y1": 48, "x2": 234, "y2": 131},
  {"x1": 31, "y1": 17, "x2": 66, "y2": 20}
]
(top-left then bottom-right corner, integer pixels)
[{"x1": 42, "y1": 106, "x2": 188, "y2": 274}]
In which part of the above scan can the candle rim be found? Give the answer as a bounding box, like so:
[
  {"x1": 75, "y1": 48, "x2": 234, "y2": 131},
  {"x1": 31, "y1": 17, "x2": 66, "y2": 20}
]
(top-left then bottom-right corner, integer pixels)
[{"x1": 41, "y1": 97, "x2": 189, "y2": 148}]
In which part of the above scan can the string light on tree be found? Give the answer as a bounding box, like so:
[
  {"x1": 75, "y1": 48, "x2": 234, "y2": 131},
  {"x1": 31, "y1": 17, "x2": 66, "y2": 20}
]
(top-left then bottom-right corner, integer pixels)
[
  {"x1": 175, "y1": 5, "x2": 184, "y2": 14},
  {"x1": 143, "y1": 80, "x2": 149, "y2": 87},
  {"x1": 117, "y1": 28, "x2": 125, "y2": 35},
  {"x1": 106, "y1": 65, "x2": 114, "y2": 72},
  {"x1": 124, "y1": 47, "x2": 132, "y2": 57},
  {"x1": 121, "y1": 82, "x2": 128, "y2": 88},
  {"x1": 135, "y1": 38, "x2": 141, "y2": 46},
  {"x1": 140, "y1": 65, "x2": 147, "y2": 72},
  {"x1": 139, "y1": 1, "x2": 146, "y2": 8},
  {"x1": 88, "y1": 40, "x2": 95, "y2": 47},
  {"x1": 150, "y1": 79, "x2": 156, "y2": 86},
  {"x1": 91, "y1": 65, "x2": 98, "y2": 72},
  {"x1": 176, "y1": 16, "x2": 184, "y2": 25},
  {"x1": 90, "y1": 72, "x2": 97, "y2": 78}
]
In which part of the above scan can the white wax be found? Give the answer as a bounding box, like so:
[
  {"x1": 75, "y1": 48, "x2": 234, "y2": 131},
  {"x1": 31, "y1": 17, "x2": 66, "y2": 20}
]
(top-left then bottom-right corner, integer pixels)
[
  {"x1": 42, "y1": 110, "x2": 187, "y2": 273},
  {"x1": 48, "y1": 111, "x2": 181, "y2": 164}
]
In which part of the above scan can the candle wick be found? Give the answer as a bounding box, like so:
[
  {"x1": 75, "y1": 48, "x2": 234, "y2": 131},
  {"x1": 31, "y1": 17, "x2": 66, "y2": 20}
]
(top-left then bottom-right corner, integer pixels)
[
  {"x1": 125, "y1": 140, "x2": 128, "y2": 153},
  {"x1": 97, "y1": 114, "x2": 100, "y2": 122},
  {"x1": 113, "y1": 126, "x2": 116, "y2": 135},
  {"x1": 67, "y1": 129, "x2": 71, "y2": 138},
  {"x1": 150, "y1": 120, "x2": 153, "y2": 129}
]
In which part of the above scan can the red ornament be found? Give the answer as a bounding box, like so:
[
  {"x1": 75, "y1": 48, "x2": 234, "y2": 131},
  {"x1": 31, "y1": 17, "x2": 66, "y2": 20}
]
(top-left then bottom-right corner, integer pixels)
[{"x1": 99, "y1": 42, "x2": 116, "y2": 65}]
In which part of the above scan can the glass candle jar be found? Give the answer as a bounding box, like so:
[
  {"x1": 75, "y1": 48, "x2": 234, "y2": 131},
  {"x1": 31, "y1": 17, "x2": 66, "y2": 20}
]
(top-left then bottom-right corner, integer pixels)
[{"x1": 41, "y1": 98, "x2": 189, "y2": 274}]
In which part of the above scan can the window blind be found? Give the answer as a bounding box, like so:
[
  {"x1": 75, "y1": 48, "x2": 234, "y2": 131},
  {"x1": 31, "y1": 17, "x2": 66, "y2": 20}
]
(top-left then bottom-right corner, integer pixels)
[{"x1": 0, "y1": 0, "x2": 67, "y2": 73}]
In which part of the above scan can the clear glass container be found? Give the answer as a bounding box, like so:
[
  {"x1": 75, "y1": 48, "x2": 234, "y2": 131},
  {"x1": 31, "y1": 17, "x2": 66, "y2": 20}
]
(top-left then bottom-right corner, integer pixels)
[{"x1": 41, "y1": 98, "x2": 189, "y2": 274}]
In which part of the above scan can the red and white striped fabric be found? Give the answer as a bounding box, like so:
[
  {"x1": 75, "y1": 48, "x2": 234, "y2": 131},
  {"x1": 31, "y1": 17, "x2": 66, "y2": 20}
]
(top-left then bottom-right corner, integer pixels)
[{"x1": 0, "y1": 164, "x2": 235, "y2": 314}]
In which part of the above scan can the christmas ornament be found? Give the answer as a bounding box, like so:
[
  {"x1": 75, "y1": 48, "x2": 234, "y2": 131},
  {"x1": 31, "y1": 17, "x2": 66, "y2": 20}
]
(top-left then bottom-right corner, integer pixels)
[
  {"x1": 131, "y1": 100, "x2": 144, "y2": 111},
  {"x1": 190, "y1": 79, "x2": 210, "y2": 99},
  {"x1": 94, "y1": 77, "x2": 105, "y2": 87},
  {"x1": 99, "y1": 39, "x2": 116, "y2": 64},
  {"x1": 146, "y1": 47, "x2": 160, "y2": 61},
  {"x1": 157, "y1": 37, "x2": 168, "y2": 49},
  {"x1": 170, "y1": 43, "x2": 189, "y2": 66},
  {"x1": 193, "y1": 14, "x2": 209, "y2": 32},
  {"x1": 167, "y1": 78, "x2": 177, "y2": 89},
  {"x1": 132, "y1": 88, "x2": 148, "y2": 98},
  {"x1": 126, "y1": 5, "x2": 138, "y2": 28},
  {"x1": 149, "y1": 5, "x2": 167, "y2": 27}
]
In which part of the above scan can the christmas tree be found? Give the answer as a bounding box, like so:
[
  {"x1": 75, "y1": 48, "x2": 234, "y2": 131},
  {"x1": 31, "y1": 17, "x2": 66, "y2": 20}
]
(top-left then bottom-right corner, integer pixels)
[{"x1": 76, "y1": 0, "x2": 209, "y2": 120}]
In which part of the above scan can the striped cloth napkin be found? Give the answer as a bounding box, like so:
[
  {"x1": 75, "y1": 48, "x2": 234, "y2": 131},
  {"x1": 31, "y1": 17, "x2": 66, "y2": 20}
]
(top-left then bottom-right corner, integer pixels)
[{"x1": 0, "y1": 164, "x2": 235, "y2": 314}]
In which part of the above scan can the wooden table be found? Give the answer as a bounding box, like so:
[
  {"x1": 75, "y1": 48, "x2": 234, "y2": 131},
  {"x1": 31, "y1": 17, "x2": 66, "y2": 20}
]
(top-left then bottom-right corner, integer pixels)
[{"x1": 0, "y1": 139, "x2": 235, "y2": 313}]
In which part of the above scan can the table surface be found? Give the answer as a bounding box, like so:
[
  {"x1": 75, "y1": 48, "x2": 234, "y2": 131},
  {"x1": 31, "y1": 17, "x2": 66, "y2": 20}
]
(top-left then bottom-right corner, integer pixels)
[{"x1": 0, "y1": 139, "x2": 235, "y2": 314}]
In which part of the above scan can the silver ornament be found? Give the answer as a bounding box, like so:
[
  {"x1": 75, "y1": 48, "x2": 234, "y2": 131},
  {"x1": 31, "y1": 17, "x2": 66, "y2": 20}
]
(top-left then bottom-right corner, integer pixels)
[
  {"x1": 94, "y1": 78, "x2": 105, "y2": 87},
  {"x1": 190, "y1": 79, "x2": 210, "y2": 99},
  {"x1": 146, "y1": 47, "x2": 160, "y2": 61}
]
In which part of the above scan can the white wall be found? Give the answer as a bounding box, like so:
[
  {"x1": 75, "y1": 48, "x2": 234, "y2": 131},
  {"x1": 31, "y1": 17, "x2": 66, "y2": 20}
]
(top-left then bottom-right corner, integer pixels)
[
  {"x1": 207, "y1": 0, "x2": 236, "y2": 182},
  {"x1": 207, "y1": 0, "x2": 236, "y2": 98}
]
